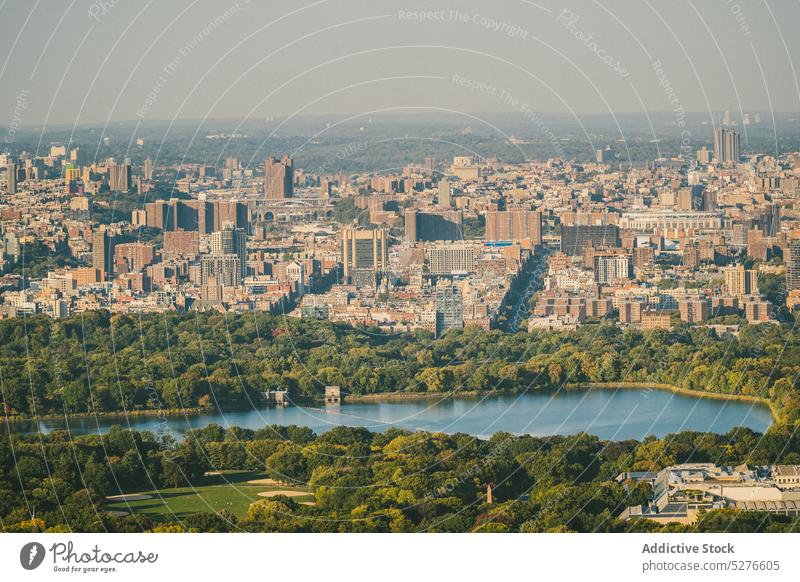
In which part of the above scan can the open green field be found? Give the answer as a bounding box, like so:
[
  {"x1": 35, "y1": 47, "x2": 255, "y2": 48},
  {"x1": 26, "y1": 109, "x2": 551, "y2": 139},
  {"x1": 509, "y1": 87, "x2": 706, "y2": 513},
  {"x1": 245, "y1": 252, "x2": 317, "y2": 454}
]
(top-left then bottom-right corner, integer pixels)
[{"x1": 103, "y1": 470, "x2": 314, "y2": 520}]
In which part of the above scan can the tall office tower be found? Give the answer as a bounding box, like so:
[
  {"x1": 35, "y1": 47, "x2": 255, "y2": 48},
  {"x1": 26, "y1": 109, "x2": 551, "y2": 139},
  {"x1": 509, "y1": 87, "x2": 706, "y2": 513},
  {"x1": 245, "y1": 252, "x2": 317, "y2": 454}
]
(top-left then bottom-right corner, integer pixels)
[
  {"x1": 211, "y1": 223, "x2": 247, "y2": 280},
  {"x1": 438, "y1": 179, "x2": 451, "y2": 208},
  {"x1": 264, "y1": 155, "x2": 294, "y2": 199},
  {"x1": 486, "y1": 209, "x2": 542, "y2": 246},
  {"x1": 713, "y1": 127, "x2": 723, "y2": 162},
  {"x1": 143, "y1": 157, "x2": 153, "y2": 180},
  {"x1": 787, "y1": 240, "x2": 800, "y2": 293},
  {"x1": 435, "y1": 286, "x2": 463, "y2": 338},
  {"x1": 6, "y1": 163, "x2": 17, "y2": 194},
  {"x1": 108, "y1": 158, "x2": 131, "y2": 192},
  {"x1": 92, "y1": 228, "x2": 114, "y2": 281},
  {"x1": 725, "y1": 129, "x2": 740, "y2": 163},
  {"x1": 340, "y1": 226, "x2": 388, "y2": 279},
  {"x1": 424, "y1": 157, "x2": 435, "y2": 175},
  {"x1": 560, "y1": 225, "x2": 620, "y2": 256},
  {"x1": 713, "y1": 127, "x2": 740, "y2": 165},
  {"x1": 723, "y1": 264, "x2": 759, "y2": 297},
  {"x1": 405, "y1": 209, "x2": 463, "y2": 242}
]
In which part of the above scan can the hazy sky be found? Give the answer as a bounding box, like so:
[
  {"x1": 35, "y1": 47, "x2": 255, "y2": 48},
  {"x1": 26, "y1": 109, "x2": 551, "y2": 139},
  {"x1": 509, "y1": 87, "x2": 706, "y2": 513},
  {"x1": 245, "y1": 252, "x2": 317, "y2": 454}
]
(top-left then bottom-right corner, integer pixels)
[{"x1": 1, "y1": 0, "x2": 799, "y2": 127}]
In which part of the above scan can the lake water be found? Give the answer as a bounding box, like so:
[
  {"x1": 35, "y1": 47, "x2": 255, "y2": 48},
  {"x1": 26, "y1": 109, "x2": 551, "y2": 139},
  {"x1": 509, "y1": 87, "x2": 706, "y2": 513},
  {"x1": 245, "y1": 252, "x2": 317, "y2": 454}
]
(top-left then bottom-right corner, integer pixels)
[{"x1": 8, "y1": 388, "x2": 773, "y2": 441}]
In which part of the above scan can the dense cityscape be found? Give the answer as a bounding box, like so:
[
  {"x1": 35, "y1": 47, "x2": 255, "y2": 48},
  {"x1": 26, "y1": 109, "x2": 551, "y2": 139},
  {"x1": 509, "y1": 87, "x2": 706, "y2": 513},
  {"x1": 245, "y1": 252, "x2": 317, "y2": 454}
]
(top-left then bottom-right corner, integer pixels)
[{"x1": 1, "y1": 116, "x2": 797, "y2": 339}]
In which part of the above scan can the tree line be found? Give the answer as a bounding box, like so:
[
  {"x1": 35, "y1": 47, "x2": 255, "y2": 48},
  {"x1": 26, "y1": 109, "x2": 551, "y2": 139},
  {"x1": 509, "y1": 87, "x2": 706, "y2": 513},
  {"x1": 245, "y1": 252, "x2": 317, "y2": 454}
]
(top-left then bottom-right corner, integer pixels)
[
  {"x1": 2, "y1": 423, "x2": 800, "y2": 533},
  {"x1": 1, "y1": 311, "x2": 799, "y2": 423}
]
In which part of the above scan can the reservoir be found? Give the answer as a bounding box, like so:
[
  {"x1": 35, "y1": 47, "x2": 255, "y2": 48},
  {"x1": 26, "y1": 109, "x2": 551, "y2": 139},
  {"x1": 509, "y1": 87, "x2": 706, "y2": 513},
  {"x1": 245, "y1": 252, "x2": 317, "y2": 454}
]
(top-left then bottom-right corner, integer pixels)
[{"x1": 9, "y1": 388, "x2": 773, "y2": 440}]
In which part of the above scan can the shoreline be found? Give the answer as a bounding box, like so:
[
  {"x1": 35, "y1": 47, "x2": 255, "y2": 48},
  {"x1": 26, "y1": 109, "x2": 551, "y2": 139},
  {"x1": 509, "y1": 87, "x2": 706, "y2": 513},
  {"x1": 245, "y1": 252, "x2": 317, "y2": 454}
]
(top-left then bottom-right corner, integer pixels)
[
  {"x1": 566, "y1": 382, "x2": 779, "y2": 421},
  {"x1": 3, "y1": 406, "x2": 205, "y2": 425},
  {"x1": 4, "y1": 382, "x2": 778, "y2": 426}
]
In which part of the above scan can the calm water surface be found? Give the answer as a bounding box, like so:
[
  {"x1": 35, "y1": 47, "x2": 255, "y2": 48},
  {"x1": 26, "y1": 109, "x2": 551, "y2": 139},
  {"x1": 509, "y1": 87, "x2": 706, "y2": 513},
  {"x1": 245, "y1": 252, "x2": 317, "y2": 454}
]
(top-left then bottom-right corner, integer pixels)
[{"x1": 8, "y1": 388, "x2": 773, "y2": 441}]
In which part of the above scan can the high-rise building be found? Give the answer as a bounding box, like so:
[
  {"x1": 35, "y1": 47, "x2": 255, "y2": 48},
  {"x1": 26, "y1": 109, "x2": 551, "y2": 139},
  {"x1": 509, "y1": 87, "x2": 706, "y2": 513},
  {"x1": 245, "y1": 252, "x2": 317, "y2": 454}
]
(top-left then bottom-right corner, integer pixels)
[
  {"x1": 142, "y1": 199, "x2": 247, "y2": 234},
  {"x1": 405, "y1": 209, "x2": 463, "y2": 242},
  {"x1": 143, "y1": 157, "x2": 153, "y2": 181},
  {"x1": 786, "y1": 240, "x2": 800, "y2": 293},
  {"x1": 340, "y1": 226, "x2": 388, "y2": 279},
  {"x1": 6, "y1": 163, "x2": 17, "y2": 194},
  {"x1": 438, "y1": 179, "x2": 451, "y2": 208},
  {"x1": 724, "y1": 264, "x2": 759, "y2": 297},
  {"x1": 264, "y1": 156, "x2": 293, "y2": 199},
  {"x1": 560, "y1": 225, "x2": 620, "y2": 256},
  {"x1": 92, "y1": 228, "x2": 114, "y2": 281},
  {"x1": 679, "y1": 297, "x2": 711, "y2": 323},
  {"x1": 163, "y1": 231, "x2": 199, "y2": 257},
  {"x1": 593, "y1": 254, "x2": 632, "y2": 284},
  {"x1": 114, "y1": 242, "x2": 156, "y2": 272},
  {"x1": 696, "y1": 147, "x2": 712, "y2": 165},
  {"x1": 435, "y1": 286, "x2": 463, "y2": 337},
  {"x1": 429, "y1": 244, "x2": 476, "y2": 274},
  {"x1": 702, "y1": 190, "x2": 717, "y2": 212},
  {"x1": 596, "y1": 145, "x2": 614, "y2": 163},
  {"x1": 677, "y1": 187, "x2": 694, "y2": 211},
  {"x1": 107, "y1": 158, "x2": 131, "y2": 192},
  {"x1": 213, "y1": 200, "x2": 248, "y2": 233},
  {"x1": 64, "y1": 163, "x2": 80, "y2": 193},
  {"x1": 486, "y1": 209, "x2": 542, "y2": 246},
  {"x1": 200, "y1": 255, "x2": 241, "y2": 287},
  {"x1": 211, "y1": 223, "x2": 247, "y2": 280},
  {"x1": 713, "y1": 127, "x2": 740, "y2": 165}
]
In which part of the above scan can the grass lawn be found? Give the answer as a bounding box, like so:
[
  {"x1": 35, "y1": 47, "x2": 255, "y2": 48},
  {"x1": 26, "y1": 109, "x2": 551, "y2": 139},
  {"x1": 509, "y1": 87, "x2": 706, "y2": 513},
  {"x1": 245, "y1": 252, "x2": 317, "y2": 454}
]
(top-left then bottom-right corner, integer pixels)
[{"x1": 103, "y1": 470, "x2": 314, "y2": 520}]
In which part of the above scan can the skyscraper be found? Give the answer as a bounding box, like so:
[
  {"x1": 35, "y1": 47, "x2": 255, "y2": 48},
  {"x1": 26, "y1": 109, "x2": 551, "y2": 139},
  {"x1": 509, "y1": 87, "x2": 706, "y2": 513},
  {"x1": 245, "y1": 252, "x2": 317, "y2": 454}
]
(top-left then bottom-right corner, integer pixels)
[
  {"x1": 211, "y1": 223, "x2": 247, "y2": 280},
  {"x1": 92, "y1": 228, "x2": 114, "y2": 281},
  {"x1": 787, "y1": 240, "x2": 800, "y2": 293},
  {"x1": 435, "y1": 286, "x2": 463, "y2": 337},
  {"x1": 108, "y1": 158, "x2": 131, "y2": 192},
  {"x1": 560, "y1": 225, "x2": 620, "y2": 256},
  {"x1": 143, "y1": 157, "x2": 153, "y2": 181},
  {"x1": 438, "y1": 179, "x2": 451, "y2": 208},
  {"x1": 340, "y1": 226, "x2": 388, "y2": 279},
  {"x1": 713, "y1": 127, "x2": 740, "y2": 165},
  {"x1": 405, "y1": 209, "x2": 463, "y2": 242},
  {"x1": 724, "y1": 264, "x2": 759, "y2": 297},
  {"x1": 264, "y1": 156, "x2": 294, "y2": 199},
  {"x1": 486, "y1": 209, "x2": 542, "y2": 246},
  {"x1": 6, "y1": 163, "x2": 17, "y2": 194},
  {"x1": 593, "y1": 254, "x2": 633, "y2": 284}
]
